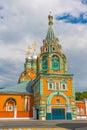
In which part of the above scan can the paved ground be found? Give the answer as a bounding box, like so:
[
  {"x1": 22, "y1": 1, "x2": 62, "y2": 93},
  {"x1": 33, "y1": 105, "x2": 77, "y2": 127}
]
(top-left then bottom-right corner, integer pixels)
[
  {"x1": 0, "y1": 120, "x2": 87, "y2": 130},
  {"x1": 0, "y1": 128, "x2": 69, "y2": 130}
]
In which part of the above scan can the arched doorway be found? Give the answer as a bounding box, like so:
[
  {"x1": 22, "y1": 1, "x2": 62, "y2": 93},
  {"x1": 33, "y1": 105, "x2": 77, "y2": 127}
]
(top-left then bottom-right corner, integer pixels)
[
  {"x1": 46, "y1": 92, "x2": 72, "y2": 120},
  {"x1": 51, "y1": 95, "x2": 66, "y2": 120}
]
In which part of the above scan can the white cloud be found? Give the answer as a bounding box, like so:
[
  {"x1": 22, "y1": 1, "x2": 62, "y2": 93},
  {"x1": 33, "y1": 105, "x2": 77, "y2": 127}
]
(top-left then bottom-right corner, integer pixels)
[{"x1": 0, "y1": 0, "x2": 87, "y2": 91}]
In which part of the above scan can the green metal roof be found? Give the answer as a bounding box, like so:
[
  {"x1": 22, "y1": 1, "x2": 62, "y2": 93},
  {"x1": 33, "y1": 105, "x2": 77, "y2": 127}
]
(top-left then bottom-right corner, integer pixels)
[
  {"x1": 0, "y1": 81, "x2": 35, "y2": 94},
  {"x1": 46, "y1": 25, "x2": 56, "y2": 40}
]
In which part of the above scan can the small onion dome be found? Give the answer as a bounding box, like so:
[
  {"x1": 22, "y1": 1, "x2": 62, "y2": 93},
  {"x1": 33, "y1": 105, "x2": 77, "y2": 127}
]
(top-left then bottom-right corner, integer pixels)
[
  {"x1": 27, "y1": 56, "x2": 31, "y2": 59},
  {"x1": 33, "y1": 55, "x2": 37, "y2": 59}
]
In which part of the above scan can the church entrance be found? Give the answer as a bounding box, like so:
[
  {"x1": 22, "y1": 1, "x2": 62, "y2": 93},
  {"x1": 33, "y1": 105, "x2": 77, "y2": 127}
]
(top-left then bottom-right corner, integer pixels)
[
  {"x1": 33, "y1": 107, "x2": 39, "y2": 119},
  {"x1": 52, "y1": 108, "x2": 65, "y2": 120},
  {"x1": 36, "y1": 109, "x2": 39, "y2": 119}
]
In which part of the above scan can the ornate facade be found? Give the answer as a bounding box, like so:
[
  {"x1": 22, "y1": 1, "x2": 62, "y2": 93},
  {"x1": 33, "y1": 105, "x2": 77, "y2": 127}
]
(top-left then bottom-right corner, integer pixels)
[{"x1": 0, "y1": 12, "x2": 82, "y2": 120}]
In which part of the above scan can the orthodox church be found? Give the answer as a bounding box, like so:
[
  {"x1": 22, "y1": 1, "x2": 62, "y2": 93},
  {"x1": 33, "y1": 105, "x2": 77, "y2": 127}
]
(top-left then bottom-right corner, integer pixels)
[{"x1": 0, "y1": 12, "x2": 84, "y2": 120}]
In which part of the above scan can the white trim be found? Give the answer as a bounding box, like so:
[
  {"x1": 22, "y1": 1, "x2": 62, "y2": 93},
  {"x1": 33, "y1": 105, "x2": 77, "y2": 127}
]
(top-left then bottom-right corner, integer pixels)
[
  {"x1": 49, "y1": 104, "x2": 67, "y2": 106},
  {"x1": 48, "y1": 82, "x2": 54, "y2": 90},
  {"x1": 76, "y1": 116, "x2": 87, "y2": 120},
  {"x1": 0, "y1": 118, "x2": 34, "y2": 120},
  {"x1": 28, "y1": 97, "x2": 30, "y2": 111}
]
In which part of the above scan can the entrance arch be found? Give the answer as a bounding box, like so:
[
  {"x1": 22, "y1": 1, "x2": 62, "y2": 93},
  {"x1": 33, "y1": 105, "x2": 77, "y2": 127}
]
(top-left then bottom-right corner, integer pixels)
[
  {"x1": 46, "y1": 92, "x2": 71, "y2": 120},
  {"x1": 47, "y1": 92, "x2": 70, "y2": 106}
]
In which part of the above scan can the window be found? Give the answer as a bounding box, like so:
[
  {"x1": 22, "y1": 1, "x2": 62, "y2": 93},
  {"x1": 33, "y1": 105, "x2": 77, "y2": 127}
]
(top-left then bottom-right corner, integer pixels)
[
  {"x1": 42, "y1": 56, "x2": 48, "y2": 70},
  {"x1": 56, "y1": 99, "x2": 60, "y2": 104},
  {"x1": 5, "y1": 98, "x2": 16, "y2": 111},
  {"x1": 60, "y1": 81, "x2": 67, "y2": 91},
  {"x1": 49, "y1": 83, "x2": 52, "y2": 89},
  {"x1": 7, "y1": 106, "x2": 13, "y2": 111},
  {"x1": 61, "y1": 83, "x2": 66, "y2": 90},
  {"x1": 62, "y1": 84, "x2": 65, "y2": 90},
  {"x1": 53, "y1": 47, "x2": 55, "y2": 51},
  {"x1": 48, "y1": 82, "x2": 54, "y2": 90},
  {"x1": 46, "y1": 48, "x2": 48, "y2": 51},
  {"x1": 52, "y1": 55, "x2": 59, "y2": 70}
]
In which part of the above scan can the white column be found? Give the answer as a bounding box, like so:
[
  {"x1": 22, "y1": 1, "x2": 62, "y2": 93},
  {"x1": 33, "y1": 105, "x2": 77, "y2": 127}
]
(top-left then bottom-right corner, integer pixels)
[
  {"x1": 24, "y1": 96, "x2": 27, "y2": 111},
  {"x1": 85, "y1": 100, "x2": 87, "y2": 116},
  {"x1": 14, "y1": 106, "x2": 17, "y2": 118},
  {"x1": 28, "y1": 97, "x2": 30, "y2": 111}
]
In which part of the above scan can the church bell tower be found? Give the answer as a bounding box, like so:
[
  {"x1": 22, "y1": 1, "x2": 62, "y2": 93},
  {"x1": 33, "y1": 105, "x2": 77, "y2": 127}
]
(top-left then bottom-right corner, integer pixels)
[{"x1": 33, "y1": 11, "x2": 76, "y2": 120}]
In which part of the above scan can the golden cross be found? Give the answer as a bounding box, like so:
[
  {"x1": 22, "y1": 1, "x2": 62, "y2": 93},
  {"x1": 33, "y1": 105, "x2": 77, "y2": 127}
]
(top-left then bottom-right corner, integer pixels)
[
  {"x1": 25, "y1": 51, "x2": 30, "y2": 57},
  {"x1": 32, "y1": 42, "x2": 37, "y2": 51},
  {"x1": 27, "y1": 46, "x2": 32, "y2": 50},
  {"x1": 32, "y1": 42, "x2": 37, "y2": 47}
]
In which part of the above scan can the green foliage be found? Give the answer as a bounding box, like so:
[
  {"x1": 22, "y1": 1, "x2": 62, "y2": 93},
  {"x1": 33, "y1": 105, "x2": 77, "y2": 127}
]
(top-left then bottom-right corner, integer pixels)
[{"x1": 75, "y1": 91, "x2": 87, "y2": 100}]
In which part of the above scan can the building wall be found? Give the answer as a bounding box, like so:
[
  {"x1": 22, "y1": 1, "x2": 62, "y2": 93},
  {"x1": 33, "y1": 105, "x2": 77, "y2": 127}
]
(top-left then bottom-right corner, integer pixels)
[
  {"x1": 76, "y1": 100, "x2": 87, "y2": 119},
  {"x1": 33, "y1": 75, "x2": 76, "y2": 120},
  {"x1": 0, "y1": 94, "x2": 33, "y2": 118}
]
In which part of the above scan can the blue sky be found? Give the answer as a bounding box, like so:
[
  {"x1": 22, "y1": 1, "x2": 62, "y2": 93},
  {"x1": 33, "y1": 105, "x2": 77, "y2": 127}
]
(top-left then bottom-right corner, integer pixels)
[
  {"x1": 0, "y1": 0, "x2": 87, "y2": 91},
  {"x1": 56, "y1": 12, "x2": 87, "y2": 24}
]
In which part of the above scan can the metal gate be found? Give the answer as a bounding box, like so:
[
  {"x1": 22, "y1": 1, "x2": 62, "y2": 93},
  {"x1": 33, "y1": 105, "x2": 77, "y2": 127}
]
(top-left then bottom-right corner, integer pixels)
[{"x1": 52, "y1": 108, "x2": 65, "y2": 120}]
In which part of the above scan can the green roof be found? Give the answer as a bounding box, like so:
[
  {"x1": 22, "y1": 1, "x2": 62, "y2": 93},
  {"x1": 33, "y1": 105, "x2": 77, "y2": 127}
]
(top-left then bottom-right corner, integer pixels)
[
  {"x1": 0, "y1": 81, "x2": 34, "y2": 94},
  {"x1": 46, "y1": 25, "x2": 56, "y2": 40}
]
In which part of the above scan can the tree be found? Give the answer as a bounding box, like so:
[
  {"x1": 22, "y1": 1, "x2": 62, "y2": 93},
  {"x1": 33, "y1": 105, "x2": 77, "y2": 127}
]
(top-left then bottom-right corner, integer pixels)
[{"x1": 75, "y1": 91, "x2": 87, "y2": 100}]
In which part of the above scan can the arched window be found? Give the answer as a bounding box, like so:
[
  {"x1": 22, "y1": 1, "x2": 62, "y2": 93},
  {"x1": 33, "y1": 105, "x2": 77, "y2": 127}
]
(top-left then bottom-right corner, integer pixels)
[
  {"x1": 5, "y1": 98, "x2": 16, "y2": 111},
  {"x1": 42, "y1": 56, "x2": 48, "y2": 70},
  {"x1": 52, "y1": 55, "x2": 59, "y2": 70},
  {"x1": 52, "y1": 47, "x2": 55, "y2": 51}
]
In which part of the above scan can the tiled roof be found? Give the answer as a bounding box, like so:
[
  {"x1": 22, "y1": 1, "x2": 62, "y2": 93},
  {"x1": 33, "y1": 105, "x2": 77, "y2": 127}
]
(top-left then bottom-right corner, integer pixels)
[{"x1": 0, "y1": 81, "x2": 34, "y2": 94}]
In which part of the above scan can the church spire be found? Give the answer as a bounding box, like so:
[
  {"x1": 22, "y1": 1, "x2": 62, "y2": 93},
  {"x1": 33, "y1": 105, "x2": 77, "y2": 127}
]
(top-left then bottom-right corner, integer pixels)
[{"x1": 46, "y1": 10, "x2": 56, "y2": 40}]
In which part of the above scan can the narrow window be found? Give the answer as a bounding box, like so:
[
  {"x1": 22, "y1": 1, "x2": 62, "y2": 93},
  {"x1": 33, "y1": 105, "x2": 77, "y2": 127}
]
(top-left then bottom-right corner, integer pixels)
[
  {"x1": 62, "y1": 84, "x2": 65, "y2": 90},
  {"x1": 52, "y1": 55, "x2": 59, "y2": 70},
  {"x1": 48, "y1": 82, "x2": 54, "y2": 90},
  {"x1": 42, "y1": 56, "x2": 48, "y2": 70},
  {"x1": 53, "y1": 47, "x2": 55, "y2": 51},
  {"x1": 56, "y1": 99, "x2": 60, "y2": 104}
]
